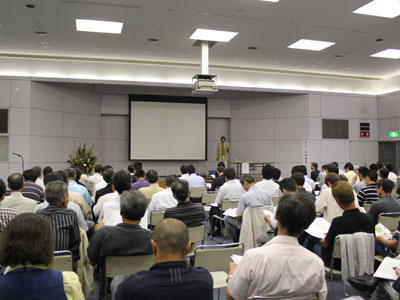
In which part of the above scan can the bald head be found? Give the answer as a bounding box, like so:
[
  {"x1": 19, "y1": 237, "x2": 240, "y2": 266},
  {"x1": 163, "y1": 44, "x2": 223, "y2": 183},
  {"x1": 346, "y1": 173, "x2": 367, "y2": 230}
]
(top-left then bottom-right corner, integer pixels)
[
  {"x1": 7, "y1": 173, "x2": 24, "y2": 191},
  {"x1": 153, "y1": 218, "x2": 189, "y2": 257}
]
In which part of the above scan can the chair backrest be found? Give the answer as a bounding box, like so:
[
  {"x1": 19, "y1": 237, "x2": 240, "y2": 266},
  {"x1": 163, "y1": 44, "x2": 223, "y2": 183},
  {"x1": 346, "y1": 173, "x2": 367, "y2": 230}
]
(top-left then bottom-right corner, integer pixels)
[
  {"x1": 332, "y1": 237, "x2": 341, "y2": 259},
  {"x1": 150, "y1": 211, "x2": 164, "y2": 226},
  {"x1": 378, "y1": 213, "x2": 400, "y2": 231},
  {"x1": 364, "y1": 201, "x2": 373, "y2": 213},
  {"x1": 221, "y1": 199, "x2": 239, "y2": 210},
  {"x1": 271, "y1": 197, "x2": 280, "y2": 207},
  {"x1": 52, "y1": 250, "x2": 73, "y2": 272},
  {"x1": 194, "y1": 243, "x2": 244, "y2": 272},
  {"x1": 248, "y1": 296, "x2": 317, "y2": 300},
  {"x1": 190, "y1": 188, "x2": 207, "y2": 198},
  {"x1": 188, "y1": 224, "x2": 205, "y2": 244},
  {"x1": 202, "y1": 192, "x2": 217, "y2": 204},
  {"x1": 105, "y1": 255, "x2": 154, "y2": 278}
]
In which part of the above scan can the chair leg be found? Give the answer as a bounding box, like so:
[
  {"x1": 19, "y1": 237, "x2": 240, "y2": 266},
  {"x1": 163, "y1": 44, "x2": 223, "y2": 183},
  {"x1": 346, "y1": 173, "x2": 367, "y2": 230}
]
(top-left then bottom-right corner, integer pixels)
[{"x1": 218, "y1": 288, "x2": 220, "y2": 300}]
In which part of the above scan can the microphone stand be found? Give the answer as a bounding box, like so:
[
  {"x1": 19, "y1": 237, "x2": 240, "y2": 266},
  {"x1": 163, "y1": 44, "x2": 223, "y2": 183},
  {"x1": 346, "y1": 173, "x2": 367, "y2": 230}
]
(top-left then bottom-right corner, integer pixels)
[{"x1": 12, "y1": 153, "x2": 24, "y2": 173}]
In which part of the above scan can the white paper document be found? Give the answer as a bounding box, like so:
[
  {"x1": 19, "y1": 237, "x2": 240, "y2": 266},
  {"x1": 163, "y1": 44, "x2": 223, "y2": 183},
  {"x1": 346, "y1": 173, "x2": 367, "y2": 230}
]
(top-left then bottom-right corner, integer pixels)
[
  {"x1": 305, "y1": 217, "x2": 331, "y2": 239},
  {"x1": 231, "y1": 254, "x2": 243, "y2": 264},
  {"x1": 209, "y1": 202, "x2": 218, "y2": 207},
  {"x1": 242, "y1": 163, "x2": 249, "y2": 174},
  {"x1": 374, "y1": 257, "x2": 400, "y2": 280},
  {"x1": 104, "y1": 208, "x2": 123, "y2": 226},
  {"x1": 376, "y1": 223, "x2": 392, "y2": 239},
  {"x1": 223, "y1": 208, "x2": 237, "y2": 218},
  {"x1": 263, "y1": 208, "x2": 278, "y2": 229}
]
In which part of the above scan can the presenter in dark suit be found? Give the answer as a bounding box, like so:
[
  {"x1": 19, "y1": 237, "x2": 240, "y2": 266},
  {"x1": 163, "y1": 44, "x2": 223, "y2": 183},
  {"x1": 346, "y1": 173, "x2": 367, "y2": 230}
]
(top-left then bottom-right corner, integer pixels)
[{"x1": 216, "y1": 136, "x2": 230, "y2": 168}]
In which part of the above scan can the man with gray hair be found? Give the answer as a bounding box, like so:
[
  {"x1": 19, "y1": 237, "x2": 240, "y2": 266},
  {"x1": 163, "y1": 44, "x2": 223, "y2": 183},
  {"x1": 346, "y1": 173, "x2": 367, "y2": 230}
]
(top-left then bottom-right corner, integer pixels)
[
  {"x1": 66, "y1": 167, "x2": 91, "y2": 205},
  {"x1": 224, "y1": 175, "x2": 273, "y2": 242},
  {"x1": 88, "y1": 190, "x2": 152, "y2": 268},
  {"x1": 112, "y1": 218, "x2": 213, "y2": 300},
  {"x1": 37, "y1": 180, "x2": 81, "y2": 262},
  {"x1": 2, "y1": 173, "x2": 37, "y2": 214}
]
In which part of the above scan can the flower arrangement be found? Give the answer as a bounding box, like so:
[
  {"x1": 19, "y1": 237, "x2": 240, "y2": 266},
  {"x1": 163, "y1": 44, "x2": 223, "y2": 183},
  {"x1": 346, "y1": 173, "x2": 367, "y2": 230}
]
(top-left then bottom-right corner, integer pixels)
[{"x1": 67, "y1": 142, "x2": 98, "y2": 175}]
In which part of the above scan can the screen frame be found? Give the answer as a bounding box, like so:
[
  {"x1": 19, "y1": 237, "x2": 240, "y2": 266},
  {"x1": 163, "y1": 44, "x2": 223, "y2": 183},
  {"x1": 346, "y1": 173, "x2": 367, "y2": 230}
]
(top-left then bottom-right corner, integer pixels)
[{"x1": 128, "y1": 94, "x2": 208, "y2": 161}]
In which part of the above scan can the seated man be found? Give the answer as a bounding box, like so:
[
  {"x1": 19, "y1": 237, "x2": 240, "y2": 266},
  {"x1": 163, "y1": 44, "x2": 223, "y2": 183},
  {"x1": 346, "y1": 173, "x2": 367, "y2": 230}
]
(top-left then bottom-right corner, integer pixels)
[
  {"x1": 2, "y1": 173, "x2": 37, "y2": 214},
  {"x1": 88, "y1": 190, "x2": 153, "y2": 268},
  {"x1": 344, "y1": 162, "x2": 357, "y2": 183},
  {"x1": 185, "y1": 164, "x2": 206, "y2": 189},
  {"x1": 210, "y1": 168, "x2": 244, "y2": 236},
  {"x1": 147, "y1": 175, "x2": 178, "y2": 223},
  {"x1": 22, "y1": 168, "x2": 45, "y2": 203},
  {"x1": 0, "y1": 178, "x2": 17, "y2": 232},
  {"x1": 321, "y1": 181, "x2": 374, "y2": 270},
  {"x1": 131, "y1": 169, "x2": 149, "y2": 190},
  {"x1": 94, "y1": 168, "x2": 115, "y2": 204},
  {"x1": 291, "y1": 172, "x2": 307, "y2": 192},
  {"x1": 112, "y1": 218, "x2": 213, "y2": 300},
  {"x1": 224, "y1": 175, "x2": 272, "y2": 242},
  {"x1": 37, "y1": 181, "x2": 81, "y2": 262},
  {"x1": 369, "y1": 179, "x2": 400, "y2": 225},
  {"x1": 138, "y1": 170, "x2": 165, "y2": 201},
  {"x1": 179, "y1": 165, "x2": 189, "y2": 181},
  {"x1": 164, "y1": 180, "x2": 205, "y2": 227},
  {"x1": 357, "y1": 169, "x2": 379, "y2": 206},
  {"x1": 66, "y1": 168, "x2": 92, "y2": 206},
  {"x1": 352, "y1": 166, "x2": 368, "y2": 194},
  {"x1": 226, "y1": 192, "x2": 327, "y2": 300},
  {"x1": 209, "y1": 166, "x2": 225, "y2": 191},
  {"x1": 255, "y1": 164, "x2": 281, "y2": 197},
  {"x1": 315, "y1": 173, "x2": 343, "y2": 223}
]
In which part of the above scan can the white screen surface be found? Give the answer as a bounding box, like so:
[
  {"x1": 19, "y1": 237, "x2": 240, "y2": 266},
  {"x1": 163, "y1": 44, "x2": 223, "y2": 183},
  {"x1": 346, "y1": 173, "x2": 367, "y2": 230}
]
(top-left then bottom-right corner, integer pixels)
[{"x1": 130, "y1": 101, "x2": 206, "y2": 160}]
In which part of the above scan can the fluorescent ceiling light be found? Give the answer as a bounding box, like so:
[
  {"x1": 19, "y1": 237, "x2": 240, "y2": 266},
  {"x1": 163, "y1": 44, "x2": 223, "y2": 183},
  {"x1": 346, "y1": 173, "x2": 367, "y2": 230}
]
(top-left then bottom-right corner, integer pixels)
[
  {"x1": 76, "y1": 19, "x2": 123, "y2": 34},
  {"x1": 353, "y1": 0, "x2": 400, "y2": 18},
  {"x1": 189, "y1": 28, "x2": 238, "y2": 42},
  {"x1": 261, "y1": 0, "x2": 280, "y2": 2},
  {"x1": 371, "y1": 49, "x2": 400, "y2": 59},
  {"x1": 288, "y1": 39, "x2": 335, "y2": 51}
]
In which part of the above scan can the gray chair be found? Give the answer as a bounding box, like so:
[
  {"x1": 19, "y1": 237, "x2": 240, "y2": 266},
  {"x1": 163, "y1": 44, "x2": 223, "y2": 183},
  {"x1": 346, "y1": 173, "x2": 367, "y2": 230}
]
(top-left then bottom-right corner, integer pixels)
[
  {"x1": 378, "y1": 212, "x2": 400, "y2": 231},
  {"x1": 51, "y1": 250, "x2": 73, "y2": 272},
  {"x1": 187, "y1": 224, "x2": 205, "y2": 256},
  {"x1": 150, "y1": 211, "x2": 164, "y2": 226}
]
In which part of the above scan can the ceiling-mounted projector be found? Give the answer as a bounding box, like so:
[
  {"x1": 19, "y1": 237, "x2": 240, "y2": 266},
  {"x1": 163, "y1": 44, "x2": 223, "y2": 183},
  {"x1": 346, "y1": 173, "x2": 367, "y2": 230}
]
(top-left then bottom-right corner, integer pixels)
[{"x1": 192, "y1": 74, "x2": 218, "y2": 95}]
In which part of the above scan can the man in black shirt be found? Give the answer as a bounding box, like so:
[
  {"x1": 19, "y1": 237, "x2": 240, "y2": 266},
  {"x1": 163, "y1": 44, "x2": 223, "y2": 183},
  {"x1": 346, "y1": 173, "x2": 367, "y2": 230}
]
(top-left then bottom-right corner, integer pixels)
[
  {"x1": 209, "y1": 166, "x2": 225, "y2": 191},
  {"x1": 113, "y1": 218, "x2": 213, "y2": 300},
  {"x1": 311, "y1": 162, "x2": 320, "y2": 182},
  {"x1": 94, "y1": 168, "x2": 115, "y2": 204},
  {"x1": 321, "y1": 181, "x2": 374, "y2": 269},
  {"x1": 369, "y1": 179, "x2": 400, "y2": 224}
]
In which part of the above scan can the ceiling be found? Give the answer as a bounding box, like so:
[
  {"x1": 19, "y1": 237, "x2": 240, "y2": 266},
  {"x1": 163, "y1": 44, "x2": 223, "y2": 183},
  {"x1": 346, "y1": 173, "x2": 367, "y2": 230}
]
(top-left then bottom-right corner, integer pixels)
[{"x1": 1, "y1": 0, "x2": 400, "y2": 79}]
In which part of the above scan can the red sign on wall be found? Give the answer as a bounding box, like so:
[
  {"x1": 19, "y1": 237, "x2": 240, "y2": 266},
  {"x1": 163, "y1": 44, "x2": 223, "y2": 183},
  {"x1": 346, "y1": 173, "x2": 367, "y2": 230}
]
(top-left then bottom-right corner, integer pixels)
[{"x1": 360, "y1": 122, "x2": 370, "y2": 138}]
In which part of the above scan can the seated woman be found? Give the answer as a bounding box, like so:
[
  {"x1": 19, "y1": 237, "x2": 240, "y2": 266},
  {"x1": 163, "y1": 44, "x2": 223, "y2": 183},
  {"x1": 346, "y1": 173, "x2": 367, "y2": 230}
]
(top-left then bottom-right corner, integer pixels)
[{"x1": 0, "y1": 213, "x2": 84, "y2": 300}]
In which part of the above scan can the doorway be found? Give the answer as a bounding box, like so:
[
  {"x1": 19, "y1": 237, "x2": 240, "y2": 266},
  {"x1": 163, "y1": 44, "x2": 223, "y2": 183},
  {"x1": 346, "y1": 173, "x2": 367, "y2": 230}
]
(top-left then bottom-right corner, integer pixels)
[{"x1": 379, "y1": 142, "x2": 400, "y2": 172}]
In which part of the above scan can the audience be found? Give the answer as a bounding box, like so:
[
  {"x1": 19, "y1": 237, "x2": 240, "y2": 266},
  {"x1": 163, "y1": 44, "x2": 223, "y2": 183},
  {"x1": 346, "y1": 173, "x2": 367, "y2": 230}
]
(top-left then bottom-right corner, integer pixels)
[
  {"x1": 138, "y1": 169, "x2": 164, "y2": 201},
  {"x1": 164, "y1": 180, "x2": 205, "y2": 227},
  {"x1": 94, "y1": 168, "x2": 115, "y2": 203},
  {"x1": 321, "y1": 181, "x2": 374, "y2": 270},
  {"x1": 89, "y1": 164, "x2": 104, "y2": 186},
  {"x1": 317, "y1": 164, "x2": 328, "y2": 187},
  {"x1": 43, "y1": 166, "x2": 53, "y2": 177},
  {"x1": 179, "y1": 165, "x2": 189, "y2": 181},
  {"x1": 378, "y1": 167, "x2": 389, "y2": 180},
  {"x1": 385, "y1": 163, "x2": 398, "y2": 183},
  {"x1": 112, "y1": 218, "x2": 213, "y2": 300},
  {"x1": 310, "y1": 162, "x2": 320, "y2": 182},
  {"x1": 93, "y1": 165, "x2": 113, "y2": 195},
  {"x1": 352, "y1": 166, "x2": 368, "y2": 193},
  {"x1": 128, "y1": 161, "x2": 143, "y2": 184},
  {"x1": 22, "y1": 169, "x2": 45, "y2": 203},
  {"x1": 0, "y1": 213, "x2": 84, "y2": 299},
  {"x1": 226, "y1": 192, "x2": 327, "y2": 299},
  {"x1": 131, "y1": 169, "x2": 149, "y2": 190},
  {"x1": 185, "y1": 164, "x2": 206, "y2": 189},
  {"x1": 344, "y1": 162, "x2": 357, "y2": 184},
  {"x1": 291, "y1": 165, "x2": 313, "y2": 192},
  {"x1": 34, "y1": 172, "x2": 89, "y2": 232},
  {"x1": 2, "y1": 173, "x2": 37, "y2": 214},
  {"x1": 272, "y1": 167, "x2": 281, "y2": 184},
  {"x1": 32, "y1": 165, "x2": 45, "y2": 190},
  {"x1": 255, "y1": 165, "x2": 280, "y2": 197},
  {"x1": 315, "y1": 173, "x2": 343, "y2": 223},
  {"x1": 369, "y1": 179, "x2": 400, "y2": 224},
  {"x1": 88, "y1": 190, "x2": 152, "y2": 267},
  {"x1": 291, "y1": 172, "x2": 307, "y2": 192},
  {"x1": 0, "y1": 178, "x2": 17, "y2": 231},
  {"x1": 279, "y1": 177, "x2": 297, "y2": 194},
  {"x1": 357, "y1": 169, "x2": 379, "y2": 206},
  {"x1": 209, "y1": 165, "x2": 225, "y2": 191},
  {"x1": 224, "y1": 175, "x2": 272, "y2": 242},
  {"x1": 66, "y1": 168, "x2": 92, "y2": 206},
  {"x1": 36, "y1": 181, "x2": 81, "y2": 262},
  {"x1": 147, "y1": 175, "x2": 178, "y2": 223}
]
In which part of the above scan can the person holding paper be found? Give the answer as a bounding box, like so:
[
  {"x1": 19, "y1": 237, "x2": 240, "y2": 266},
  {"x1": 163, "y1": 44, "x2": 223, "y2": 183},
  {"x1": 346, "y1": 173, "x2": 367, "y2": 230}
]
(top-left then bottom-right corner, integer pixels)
[
  {"x1": 88, "y1": 190, "x2": 152, "y2": 268},
  {"x1": 226, "y1": 192, "x2": 327, "y2": 300},
  {"x1": 320, "y1": 181, "x2": 374, "y2": 270},
  {"x1": 224, "y1": 175, "x2": 272, "y2": 242}
]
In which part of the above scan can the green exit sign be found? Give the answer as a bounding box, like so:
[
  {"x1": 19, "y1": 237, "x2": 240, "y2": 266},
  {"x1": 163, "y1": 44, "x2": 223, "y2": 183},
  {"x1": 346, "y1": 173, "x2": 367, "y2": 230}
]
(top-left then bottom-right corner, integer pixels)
[{"x1": 389, "y1": 131, "x2": 399, "y2": 138}]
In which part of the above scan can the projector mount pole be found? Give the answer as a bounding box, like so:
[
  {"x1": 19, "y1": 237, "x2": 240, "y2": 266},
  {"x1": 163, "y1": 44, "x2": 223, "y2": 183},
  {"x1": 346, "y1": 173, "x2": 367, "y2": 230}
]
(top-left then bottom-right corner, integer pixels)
[{"x1": 201, "y1": 41, "x2": 209, "y2": 75}]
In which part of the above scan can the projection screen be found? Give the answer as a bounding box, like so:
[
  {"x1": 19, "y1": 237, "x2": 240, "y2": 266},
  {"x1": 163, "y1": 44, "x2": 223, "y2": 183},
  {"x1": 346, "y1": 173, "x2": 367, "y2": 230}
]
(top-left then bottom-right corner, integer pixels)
[{"x1": 129, "y1": 95, "x2": 207, "y2": 160}]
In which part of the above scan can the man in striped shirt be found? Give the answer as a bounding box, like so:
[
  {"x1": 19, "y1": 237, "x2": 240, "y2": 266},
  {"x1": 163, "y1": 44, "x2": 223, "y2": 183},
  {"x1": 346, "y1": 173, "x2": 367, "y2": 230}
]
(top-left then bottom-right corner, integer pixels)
[
  {"x1": 357, "y1": 169, "x2": 379, "y2": 206},
  {"x1": 22, "y1": 169, "x2": 45, "y2": 203},
  {"x1": 37, "y1": 180, "x2": 81, "y2": 262},
  {"x1": 0, "y1": 178, "x2": 17, "y2": 232}
]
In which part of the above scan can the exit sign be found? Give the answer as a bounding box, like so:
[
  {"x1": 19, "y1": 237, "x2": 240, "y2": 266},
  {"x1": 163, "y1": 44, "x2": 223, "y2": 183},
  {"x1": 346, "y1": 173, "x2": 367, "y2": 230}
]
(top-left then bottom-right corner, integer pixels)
[{"x1": 389, "y1": 131, "x2": 399, "y2": 138}]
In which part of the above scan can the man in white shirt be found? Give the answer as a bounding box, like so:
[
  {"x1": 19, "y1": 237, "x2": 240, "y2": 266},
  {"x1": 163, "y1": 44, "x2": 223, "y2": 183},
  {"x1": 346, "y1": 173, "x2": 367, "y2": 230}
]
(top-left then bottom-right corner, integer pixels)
[
  {"x1": 92, "y1": 165, "x2": 113, "y2": 203},
  {"x1": 344, "y1": 162, "x2": 357, "y2": 184},
  {"x1": 385, "y1": 163, "x2": 398, "y2": 184},
  {"x1": 146, "y1": 175, "x2": 178, "y2": 223},
  {"x1": 2, "y1": 173, "x2": 37, "y2": 214},
  {"x1": 255, "y1": 165, "x2": 281, "y2": 198},
  {"x1": 210, "y1": 168, "x2": 244, "y2": 236},
  {"x1": 226, "y1": 192, "x2": 327, "y2": 300},
  {"x1": 291, "y1": 165, "x2": 314, "y2": 192},
  {"x1": 179, "y1": 165, "x2": 190, "y2": 181},
  {"x1": 32, "y1": 166, "x2": 45, "y2": 190},
  {"x1": 185, "y1": 164, "x2": 205, "y2": 189},
  {"x1": 89, "y1": 164, "x2": 104, "y2": 186}
]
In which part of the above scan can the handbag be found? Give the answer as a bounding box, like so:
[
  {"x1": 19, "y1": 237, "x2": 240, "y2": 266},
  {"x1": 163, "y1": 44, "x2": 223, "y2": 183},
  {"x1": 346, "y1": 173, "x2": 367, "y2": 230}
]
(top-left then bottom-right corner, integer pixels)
[{"x1": 348, "y1": 274, "x2": 379, "y2": 294}]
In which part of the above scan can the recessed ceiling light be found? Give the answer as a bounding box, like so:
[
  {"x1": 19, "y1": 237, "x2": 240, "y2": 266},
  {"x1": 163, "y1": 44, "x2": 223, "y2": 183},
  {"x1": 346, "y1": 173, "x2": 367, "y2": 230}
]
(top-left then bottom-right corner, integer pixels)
[
  {"x1": 76, "y1": 19, "x2": 123, "y2": 34},
  {"x1": 288, "y1": 39, "x2": 335, "y2": 51},
  {"x1": 371, "y1": 49, "x2": 400, "y2": 59},
  {"x1": 261, "y1": 0, "x2": 280, "y2": 2},
  {"x1": 189, "y1": 28, "x2": 238, "y2": 42},
  {"x1": 353, "y1": 0, "x2": 400, "y2": 18}
]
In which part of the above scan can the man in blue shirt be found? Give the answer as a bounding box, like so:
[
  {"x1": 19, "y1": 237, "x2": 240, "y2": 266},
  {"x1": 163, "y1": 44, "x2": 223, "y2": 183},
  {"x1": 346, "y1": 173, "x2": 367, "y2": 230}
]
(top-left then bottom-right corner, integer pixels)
[
  {"x1": 66, "y1": 168, "x2": 92, "y2": 205},
  {"x1": 112, "y1": 218, "x2": 213, "y2": 300}
]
